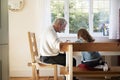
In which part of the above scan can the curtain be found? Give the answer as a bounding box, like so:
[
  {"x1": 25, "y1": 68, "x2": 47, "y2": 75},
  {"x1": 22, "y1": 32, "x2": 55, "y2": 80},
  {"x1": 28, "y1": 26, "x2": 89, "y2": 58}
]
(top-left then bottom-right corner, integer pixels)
[
  {"x1": 109, "y1": 0, "x2": 120, "y2": 39},
  {"x1": 37, "y1": 0, "x2": 51, "y2": 31}
]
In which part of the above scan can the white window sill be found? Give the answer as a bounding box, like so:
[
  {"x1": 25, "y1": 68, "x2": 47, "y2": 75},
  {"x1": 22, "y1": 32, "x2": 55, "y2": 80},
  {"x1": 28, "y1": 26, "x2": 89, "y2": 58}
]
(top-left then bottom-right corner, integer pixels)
[
  {"x1": 57, "y1": 32, "x2": 109, "y2": 38},
  {"x1": 58, "y1": 32, "x2": 109, "y2": 42}
]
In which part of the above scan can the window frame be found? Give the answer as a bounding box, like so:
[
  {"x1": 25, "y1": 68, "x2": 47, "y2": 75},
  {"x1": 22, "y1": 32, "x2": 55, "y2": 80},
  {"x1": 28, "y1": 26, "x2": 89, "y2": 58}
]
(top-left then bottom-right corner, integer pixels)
[{"x1": 55, "y1": 0, "x2": 110, "y2": 37}]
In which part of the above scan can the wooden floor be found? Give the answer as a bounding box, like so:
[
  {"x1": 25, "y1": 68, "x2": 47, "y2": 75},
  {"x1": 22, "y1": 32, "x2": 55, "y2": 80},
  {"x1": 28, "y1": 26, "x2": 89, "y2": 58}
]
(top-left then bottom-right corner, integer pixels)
[
  {"x1": 10, "y1": 77, "x2": 63, "y2": 80},
  {"x1": 9, "y1": 77, "x2": 120, "y2": 80}
]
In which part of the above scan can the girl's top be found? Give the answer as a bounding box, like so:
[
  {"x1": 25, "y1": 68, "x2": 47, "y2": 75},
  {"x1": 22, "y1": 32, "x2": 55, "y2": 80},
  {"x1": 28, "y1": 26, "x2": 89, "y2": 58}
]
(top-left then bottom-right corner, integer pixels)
[{"x1": 75, "y1": 38, "x2": 101, "y2": 62}]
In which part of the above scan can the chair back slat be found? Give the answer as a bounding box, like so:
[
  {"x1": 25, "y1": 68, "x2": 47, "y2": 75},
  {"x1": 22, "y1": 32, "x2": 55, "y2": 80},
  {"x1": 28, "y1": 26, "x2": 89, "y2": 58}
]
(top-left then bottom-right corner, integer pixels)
[{"x1": 28, "y1": 32, "x2": 38, "y2": 63}]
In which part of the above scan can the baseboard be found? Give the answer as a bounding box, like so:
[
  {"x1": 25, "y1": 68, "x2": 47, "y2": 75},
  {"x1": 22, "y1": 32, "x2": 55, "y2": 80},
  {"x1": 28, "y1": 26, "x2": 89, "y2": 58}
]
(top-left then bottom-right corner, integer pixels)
[{"x1": 10, "y1": 69, "x2": 56, "y2": 77}]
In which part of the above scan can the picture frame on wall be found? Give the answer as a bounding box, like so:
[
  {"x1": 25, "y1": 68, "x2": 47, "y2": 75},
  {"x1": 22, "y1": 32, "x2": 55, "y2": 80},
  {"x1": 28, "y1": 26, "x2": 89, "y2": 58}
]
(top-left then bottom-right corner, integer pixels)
[{"x1": 8, "y1": 0, "x2": 25, "y2": 12}]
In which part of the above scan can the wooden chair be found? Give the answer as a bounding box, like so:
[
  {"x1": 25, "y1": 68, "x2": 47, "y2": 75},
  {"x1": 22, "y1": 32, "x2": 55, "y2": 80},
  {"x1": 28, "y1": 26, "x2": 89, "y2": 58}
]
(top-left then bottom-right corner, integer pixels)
[{"x1": 27, "y1": 32, "x2": 57, "y2": 80}]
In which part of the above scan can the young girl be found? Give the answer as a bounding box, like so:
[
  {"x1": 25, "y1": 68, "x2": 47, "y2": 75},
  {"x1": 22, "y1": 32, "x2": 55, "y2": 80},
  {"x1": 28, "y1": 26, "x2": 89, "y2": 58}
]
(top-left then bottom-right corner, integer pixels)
[{"x1": 76, "y1": 28, "x2": 108, "y2": 71}]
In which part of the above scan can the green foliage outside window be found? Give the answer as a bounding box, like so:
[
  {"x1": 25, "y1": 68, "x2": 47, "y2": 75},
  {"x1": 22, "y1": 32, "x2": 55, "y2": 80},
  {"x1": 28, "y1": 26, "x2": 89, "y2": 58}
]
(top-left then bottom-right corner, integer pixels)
[
  {"x1": 50, "y1": 0, "x2": 64, "y2": 22},
  {"x1": 69, "y1": 13, "x2": 89, "y2": 33},
  {"x1": 50, "y1": 0, "x2": 109, "y2": 34}
]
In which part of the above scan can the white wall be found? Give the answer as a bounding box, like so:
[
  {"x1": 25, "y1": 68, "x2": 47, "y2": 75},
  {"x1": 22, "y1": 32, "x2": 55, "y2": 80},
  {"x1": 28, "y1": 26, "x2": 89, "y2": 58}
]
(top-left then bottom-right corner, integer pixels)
[
  {"x1": 9, "y1": 0, "x2": 61, "y2": 77},
  {"x1": 9, "y1": 0, "x2": 42, "y2": 77}
]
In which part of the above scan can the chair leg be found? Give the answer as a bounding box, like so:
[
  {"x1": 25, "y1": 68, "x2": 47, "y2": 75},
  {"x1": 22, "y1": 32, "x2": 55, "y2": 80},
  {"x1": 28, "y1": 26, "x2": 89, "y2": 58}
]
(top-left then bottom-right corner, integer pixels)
[
  {"x1": 32, "y1": 65, "x2": 36, "y2": 80},
  {"x1": 35, "y1": 69, "x2": 39, "y2": 80},
  {"x1": 54, "y1": 65, "x2": 57, "y2": 80}
]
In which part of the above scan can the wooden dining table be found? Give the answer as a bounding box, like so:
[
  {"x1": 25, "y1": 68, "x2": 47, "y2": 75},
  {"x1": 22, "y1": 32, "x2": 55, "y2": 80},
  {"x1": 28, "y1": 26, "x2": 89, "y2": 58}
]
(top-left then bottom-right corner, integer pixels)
[{"x1": 60, "y1": 42, "x2": 120, "y2": 80}]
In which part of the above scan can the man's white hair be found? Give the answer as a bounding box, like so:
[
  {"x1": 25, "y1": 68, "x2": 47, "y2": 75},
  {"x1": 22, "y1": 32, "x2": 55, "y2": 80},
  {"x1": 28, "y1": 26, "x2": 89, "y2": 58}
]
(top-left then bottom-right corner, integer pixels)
[{"x1": 53, "y1": 18, "x2": 67, "y2": 26}]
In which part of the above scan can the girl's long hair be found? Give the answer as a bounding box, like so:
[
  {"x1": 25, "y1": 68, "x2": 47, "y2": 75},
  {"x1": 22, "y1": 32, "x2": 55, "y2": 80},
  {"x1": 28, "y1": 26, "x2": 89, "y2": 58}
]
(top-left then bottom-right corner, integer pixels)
[{"x1": 77, "y1": 29, "x2": 95, "y2": 42}]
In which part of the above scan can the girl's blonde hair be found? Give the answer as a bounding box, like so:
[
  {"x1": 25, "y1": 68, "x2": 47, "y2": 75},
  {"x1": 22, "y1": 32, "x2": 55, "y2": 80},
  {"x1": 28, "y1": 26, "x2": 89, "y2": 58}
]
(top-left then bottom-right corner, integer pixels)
[{"x1": 77, "y1": 28, "x2": 95, "y2": 42}]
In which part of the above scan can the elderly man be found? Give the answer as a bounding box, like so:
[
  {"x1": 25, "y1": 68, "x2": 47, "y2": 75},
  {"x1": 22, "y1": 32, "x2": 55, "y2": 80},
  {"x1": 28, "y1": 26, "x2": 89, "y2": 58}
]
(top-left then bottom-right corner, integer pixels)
[{"x1": 40, "y1": 18, "x2": 77, "y2": 80}]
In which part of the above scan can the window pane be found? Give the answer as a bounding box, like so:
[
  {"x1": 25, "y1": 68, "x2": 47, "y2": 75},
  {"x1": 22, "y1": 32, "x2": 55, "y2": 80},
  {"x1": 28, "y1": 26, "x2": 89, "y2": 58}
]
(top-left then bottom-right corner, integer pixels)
[
  {"x1": 93, "y1": 0, "x2": 110, "y2": 36},
  {"x1": 69, "y1": 0, "x2": 89, "y2": 33},
  {"x1": 50, "y1": 0, "x2": 110, "y2": 36},
  {"x1": 50, "y1": 0, "x2": 64, "y2": 22}
]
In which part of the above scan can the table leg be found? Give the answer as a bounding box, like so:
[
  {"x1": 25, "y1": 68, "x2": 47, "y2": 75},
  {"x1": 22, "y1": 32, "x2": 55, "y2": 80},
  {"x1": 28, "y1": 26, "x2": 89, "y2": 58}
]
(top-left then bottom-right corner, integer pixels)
[{"x1": 66, "y1": 45, "x2": 73, "y2": 80}]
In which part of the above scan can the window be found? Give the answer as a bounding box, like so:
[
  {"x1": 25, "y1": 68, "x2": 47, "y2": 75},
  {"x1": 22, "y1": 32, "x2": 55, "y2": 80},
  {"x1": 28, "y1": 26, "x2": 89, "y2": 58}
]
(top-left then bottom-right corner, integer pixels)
[{"x1": 50, "y1": 0, "x2": 110, "y2": 37}]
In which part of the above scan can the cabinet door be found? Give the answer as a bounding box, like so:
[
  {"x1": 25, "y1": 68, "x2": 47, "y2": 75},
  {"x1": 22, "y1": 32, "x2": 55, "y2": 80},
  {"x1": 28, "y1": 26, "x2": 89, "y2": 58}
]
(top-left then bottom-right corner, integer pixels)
[
  {"x1": 0, "y1": 0, "x2": 9, "y2": 80},
  {"x1": 0, "y1": 61, "x2": 1, "y2": 80},
  {"x1": 0, "y1": 0, "x2": 2, "y2": 79}
]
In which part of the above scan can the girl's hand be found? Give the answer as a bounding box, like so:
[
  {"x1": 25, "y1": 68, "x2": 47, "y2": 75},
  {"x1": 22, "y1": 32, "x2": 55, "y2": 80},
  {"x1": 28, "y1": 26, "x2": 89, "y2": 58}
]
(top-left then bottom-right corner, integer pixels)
[{"x1": 65, "y1": 40, "x2": 71, "y2": 43}]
